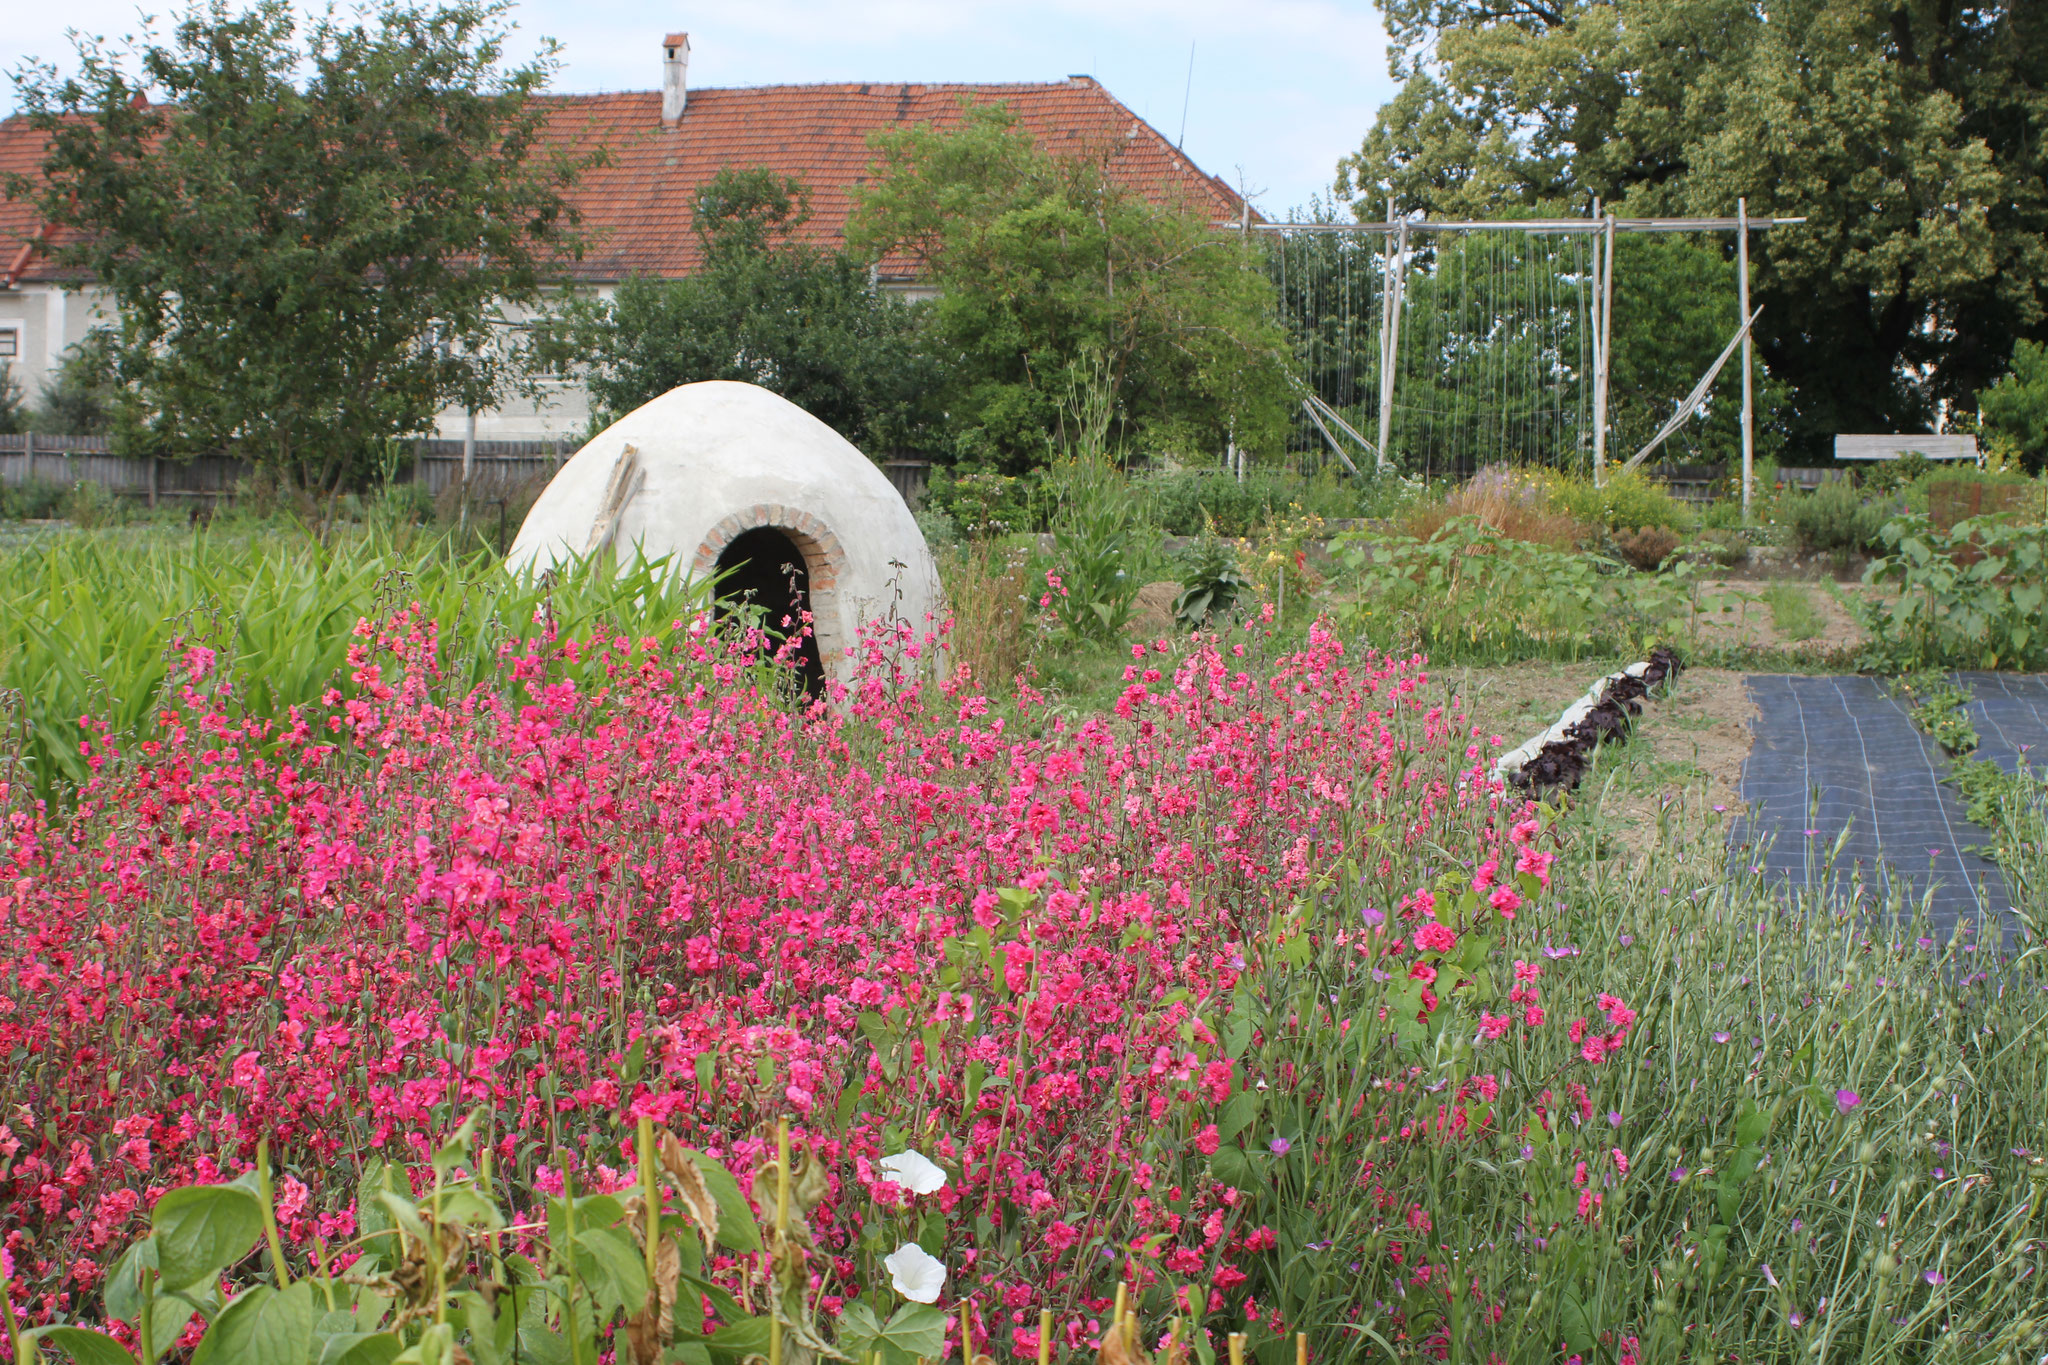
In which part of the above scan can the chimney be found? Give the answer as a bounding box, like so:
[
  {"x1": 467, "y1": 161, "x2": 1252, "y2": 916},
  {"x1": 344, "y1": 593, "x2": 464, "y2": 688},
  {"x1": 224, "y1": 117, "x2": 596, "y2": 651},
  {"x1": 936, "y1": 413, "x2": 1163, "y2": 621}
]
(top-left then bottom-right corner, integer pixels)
[{"x1": 662, "y1": 33, "x2": 690, "y2": 125}]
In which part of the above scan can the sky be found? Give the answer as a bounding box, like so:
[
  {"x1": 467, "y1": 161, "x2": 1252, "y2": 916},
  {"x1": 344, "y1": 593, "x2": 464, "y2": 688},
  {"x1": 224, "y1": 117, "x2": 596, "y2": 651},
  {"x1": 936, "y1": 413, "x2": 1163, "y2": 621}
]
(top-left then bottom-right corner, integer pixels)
[{"x1": 0, "y1": 0, "x2": 1399, "y2": 221}]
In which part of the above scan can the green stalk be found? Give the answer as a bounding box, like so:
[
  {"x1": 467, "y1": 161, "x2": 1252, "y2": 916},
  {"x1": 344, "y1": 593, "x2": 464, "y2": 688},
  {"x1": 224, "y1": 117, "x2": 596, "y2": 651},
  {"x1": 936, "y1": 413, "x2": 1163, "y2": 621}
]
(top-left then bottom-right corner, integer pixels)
[
  {"x1": 137, "y1": 1263, "x2": 156, "y2": 1364},
  {"x1": 4, "y1": 1274, "x2": 33, "y2": 1365},
  {"x1": 638, "y1": 1117, "x2": 661, "y2": 1314},
  {"x1": 769, "y1": 1118, "x2": 791, "y2": 1365},
  {"x1": 256, "y1": 1137, "x2": 292, "y2": 1287},
  {"x1": 563, "y1": 1163, "x2": 584, "y2": 1365}
]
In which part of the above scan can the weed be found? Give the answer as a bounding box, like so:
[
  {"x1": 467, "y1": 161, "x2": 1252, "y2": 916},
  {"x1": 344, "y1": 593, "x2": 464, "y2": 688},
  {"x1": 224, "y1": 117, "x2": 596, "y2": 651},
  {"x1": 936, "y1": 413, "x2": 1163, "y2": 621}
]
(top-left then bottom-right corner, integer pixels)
[{"x1": 1759, "y1": 582, "x2": 1823, "y2": 643}]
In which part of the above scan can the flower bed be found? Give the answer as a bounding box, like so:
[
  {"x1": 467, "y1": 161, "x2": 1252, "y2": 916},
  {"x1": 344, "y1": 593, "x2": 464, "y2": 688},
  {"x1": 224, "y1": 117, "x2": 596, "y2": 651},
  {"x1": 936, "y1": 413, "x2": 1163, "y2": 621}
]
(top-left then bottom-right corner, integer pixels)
[{"x1": 0, "y1": 611, "x2": 1522, "y2": 1356}]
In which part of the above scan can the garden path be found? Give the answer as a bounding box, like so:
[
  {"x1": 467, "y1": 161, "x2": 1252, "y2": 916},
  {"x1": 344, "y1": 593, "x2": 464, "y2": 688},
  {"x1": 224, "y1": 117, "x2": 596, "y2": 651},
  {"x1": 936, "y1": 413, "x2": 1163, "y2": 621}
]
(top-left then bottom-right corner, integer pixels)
[{"x1": 1730, "y1": 675, "x2": 2034, "y2": 940}]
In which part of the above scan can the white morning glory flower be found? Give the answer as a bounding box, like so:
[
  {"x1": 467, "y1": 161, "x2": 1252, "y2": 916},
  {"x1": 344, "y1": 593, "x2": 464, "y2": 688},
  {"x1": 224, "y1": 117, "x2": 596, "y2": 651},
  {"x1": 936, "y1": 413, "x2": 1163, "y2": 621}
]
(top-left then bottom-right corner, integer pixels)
[
  {"x1": 877, "y1": 1149, "x2": 948, "y2": 1195},
  {"x1": 884, "y1": 1242, "x2": 947, "y2": 1303}
]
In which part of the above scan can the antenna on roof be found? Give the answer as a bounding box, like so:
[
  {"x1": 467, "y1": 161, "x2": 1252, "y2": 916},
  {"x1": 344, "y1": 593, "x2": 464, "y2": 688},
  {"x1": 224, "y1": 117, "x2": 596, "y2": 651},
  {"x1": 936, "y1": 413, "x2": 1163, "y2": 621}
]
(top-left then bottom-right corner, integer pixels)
[{"x1": 1177, "y1": 40, "x2": 1195, "y2": 149}]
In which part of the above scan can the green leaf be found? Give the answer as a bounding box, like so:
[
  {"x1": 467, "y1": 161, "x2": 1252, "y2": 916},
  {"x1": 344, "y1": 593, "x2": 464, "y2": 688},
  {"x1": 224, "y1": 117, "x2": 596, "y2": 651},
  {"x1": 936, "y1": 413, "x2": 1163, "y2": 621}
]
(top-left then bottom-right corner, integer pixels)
[
  {"x1": 875, "y1": 1305, "x2": 949, "y2": 1365},
  {"x1": 318, "y1": 1334, "x2": 403, "y2": 1365},
  {"x1": 431, "y1": 1114, "x2": 478, "y2": 1179},
  {"x1": 1223, "y1": 1011, "x2": 1252, "y2": 1060},
  {"x1": 685, "y1": 1150, "x2": 761, "y2": 1252},
  {"x1": 1556, "y1": 1291, "x2": 1597, "y2": 1356},
  {"x1": 152, "y1": 1184, "x2": 266, "y2": 1291},
  {"x1": 103, "y1": 1237, "x2": 158, "y2": 1327},
  {"x1": 431, "y1": 1185, "x2": 504, "y2": 1231},
  {"x1": 574, "y1": 1226, "x2": 650, "y2": 1318},
  {"x1": 1218, "y1": 1090, "x2": 1261, "y2": 1144},
  {"x1": 1210, "y1": 1144, "x2": 1253, "y2": 1191},
  {"x1": 193, "y1": 1282, "x2": 316, "y2": 1365},
  {"x1": 30, "y1": 1327, "x2": 137, "y2": 1365},
  {"x1": 704, "y1": 1316, "x2": 772, "y2": 1364},
  {"x1": 1735, "y1": 1099, "x2": 1772, "y2": 1150}
]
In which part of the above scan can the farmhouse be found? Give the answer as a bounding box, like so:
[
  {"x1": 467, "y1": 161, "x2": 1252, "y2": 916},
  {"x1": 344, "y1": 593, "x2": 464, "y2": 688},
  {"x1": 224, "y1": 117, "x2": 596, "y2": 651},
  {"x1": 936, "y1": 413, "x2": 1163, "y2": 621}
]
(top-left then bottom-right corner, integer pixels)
[{"x1": 0, "y1": 35, "x2": 1251, "y2": 443}]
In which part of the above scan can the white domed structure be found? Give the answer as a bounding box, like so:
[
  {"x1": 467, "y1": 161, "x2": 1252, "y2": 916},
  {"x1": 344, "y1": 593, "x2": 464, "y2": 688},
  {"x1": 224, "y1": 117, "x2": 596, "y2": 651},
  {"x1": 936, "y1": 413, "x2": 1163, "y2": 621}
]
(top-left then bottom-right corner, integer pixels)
[{"x1": 508, "y1": 381, "x2": 939, "y2": 686}]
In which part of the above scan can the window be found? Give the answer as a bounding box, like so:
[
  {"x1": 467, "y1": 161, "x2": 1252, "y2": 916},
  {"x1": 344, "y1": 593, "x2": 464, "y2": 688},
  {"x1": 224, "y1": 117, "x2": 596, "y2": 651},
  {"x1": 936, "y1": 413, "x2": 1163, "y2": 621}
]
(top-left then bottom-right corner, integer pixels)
[{"x1": 0, "y1": 329, "x2": 17, "y2": 359}]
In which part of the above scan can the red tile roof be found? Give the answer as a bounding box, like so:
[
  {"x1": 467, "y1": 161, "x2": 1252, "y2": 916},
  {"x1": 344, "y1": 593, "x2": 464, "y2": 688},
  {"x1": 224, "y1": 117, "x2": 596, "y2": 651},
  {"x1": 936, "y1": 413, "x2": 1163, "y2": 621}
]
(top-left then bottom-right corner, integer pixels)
[{"x1": 1, "y1": 76, "x2": 1251, "y2": 289}]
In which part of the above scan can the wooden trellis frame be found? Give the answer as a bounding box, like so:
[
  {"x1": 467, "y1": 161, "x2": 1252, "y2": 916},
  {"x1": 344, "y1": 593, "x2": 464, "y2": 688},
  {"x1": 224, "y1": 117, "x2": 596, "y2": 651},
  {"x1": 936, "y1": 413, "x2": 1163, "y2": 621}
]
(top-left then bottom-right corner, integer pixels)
[{"x1": 1241, "y1": 202, "x2": 1805, "y2": 516}]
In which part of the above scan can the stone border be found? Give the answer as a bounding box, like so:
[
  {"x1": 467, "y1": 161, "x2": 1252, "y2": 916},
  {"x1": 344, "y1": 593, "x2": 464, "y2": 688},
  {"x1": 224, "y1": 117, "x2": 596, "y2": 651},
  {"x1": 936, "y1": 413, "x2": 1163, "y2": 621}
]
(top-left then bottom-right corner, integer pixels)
[{"x1": 694, "y1": 506, "x2": 848, "y2": 666}]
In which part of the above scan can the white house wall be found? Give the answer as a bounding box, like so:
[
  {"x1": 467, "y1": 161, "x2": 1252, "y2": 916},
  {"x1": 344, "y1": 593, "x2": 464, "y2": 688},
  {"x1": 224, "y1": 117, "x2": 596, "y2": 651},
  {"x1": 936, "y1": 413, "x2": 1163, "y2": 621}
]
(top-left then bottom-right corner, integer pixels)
[{"x1": 0, "y1": 285, "x2": 114, "y2": 402}]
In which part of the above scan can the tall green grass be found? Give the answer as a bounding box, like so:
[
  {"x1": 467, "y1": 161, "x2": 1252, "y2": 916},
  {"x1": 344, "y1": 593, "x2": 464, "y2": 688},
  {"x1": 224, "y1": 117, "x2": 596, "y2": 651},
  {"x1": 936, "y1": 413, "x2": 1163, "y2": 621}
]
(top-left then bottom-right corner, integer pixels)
[
  {"x1": 0, "y1": 528, "x2": 707, "y2": 798},
  {"x1": 1214, "y1": 794, "x2": 2048, "y2": 1362}
]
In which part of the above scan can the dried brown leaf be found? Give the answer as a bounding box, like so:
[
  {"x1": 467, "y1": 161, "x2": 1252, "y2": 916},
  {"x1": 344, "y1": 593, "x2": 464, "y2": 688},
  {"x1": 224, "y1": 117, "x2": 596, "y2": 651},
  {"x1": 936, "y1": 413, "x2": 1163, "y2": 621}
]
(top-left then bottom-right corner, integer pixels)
[
  {"x1": 1099, "y1": 1318, "x2": 1149, "y2": 1365},
  {"x1": 621, "y1": 1193, "x2": 683, "y2": 1365},
  {"x1": 793, "y1": 1146, "x2": 830, "y2": 1213},
  {"x1": 657, "y1": 1131, "x2": 721, "y2": 1243}
]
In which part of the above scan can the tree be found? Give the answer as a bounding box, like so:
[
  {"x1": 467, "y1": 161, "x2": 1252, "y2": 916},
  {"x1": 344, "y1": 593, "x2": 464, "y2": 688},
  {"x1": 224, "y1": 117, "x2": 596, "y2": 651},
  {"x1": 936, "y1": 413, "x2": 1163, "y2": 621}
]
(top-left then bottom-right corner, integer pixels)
[
  {"x1": 1979, "y1": 340, "x2": 2048, "y2": 471},
  {"x1": 0, "y1": 366, "x2": 23, "y2": 436},
  {"x1": 1341, "y1": 0, "x2": 2048, "y2": 460},
  {"x1": 6, "y1": 0, "x2": 595, "y2": 489},
  {"x1": 850, "y1": 103, "x2": 1292, "y2": 473},
  {"x1": 30, "y1": 336, "x2": 121, "y2": 435},
  {"x1": 550, "y1": 168, "x2": 948, "y2": 457}
]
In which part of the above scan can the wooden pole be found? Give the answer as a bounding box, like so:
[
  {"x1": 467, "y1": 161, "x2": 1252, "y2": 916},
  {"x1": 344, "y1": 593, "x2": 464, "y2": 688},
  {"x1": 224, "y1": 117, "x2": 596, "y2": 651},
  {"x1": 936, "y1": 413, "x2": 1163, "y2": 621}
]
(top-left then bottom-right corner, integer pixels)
[
  {"x1": 1738, "y1": 197, "x2": 1755, "y2": 521},
  {"x1": 1377, "y1": 214, "x2": 1408, "y2": 474},
  {"x1": 1376, "y1": 198, "x2": 1397, "y2": 472},
  {"x1": 1588, "y1": 197, "x2": 1601, "y2": 474},
  {"x1": 1593, "y1": 210, "x2": 1616, "y2": 487}
]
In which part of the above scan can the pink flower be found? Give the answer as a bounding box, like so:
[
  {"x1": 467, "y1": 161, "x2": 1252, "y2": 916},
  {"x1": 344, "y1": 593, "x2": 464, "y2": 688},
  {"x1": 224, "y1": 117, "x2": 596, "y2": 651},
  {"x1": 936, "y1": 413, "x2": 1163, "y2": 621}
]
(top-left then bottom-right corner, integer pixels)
[
  {"x1": 1413, "y1": 922, "x2": 1456, "y2": 953},
  {"x1": 1488, "y1": 885, "x2": 1522, "y2": 919},
  {"x1": 1836, "y1": 1089, "x2": 1862, "y2": 1114}
]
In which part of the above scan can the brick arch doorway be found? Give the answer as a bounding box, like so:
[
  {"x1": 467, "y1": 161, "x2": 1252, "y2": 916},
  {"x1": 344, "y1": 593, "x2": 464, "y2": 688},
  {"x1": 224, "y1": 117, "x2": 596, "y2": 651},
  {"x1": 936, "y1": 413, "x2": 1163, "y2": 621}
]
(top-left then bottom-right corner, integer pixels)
[{"x1": 695, "y1": 507, "x2": 846, "y2": 695}]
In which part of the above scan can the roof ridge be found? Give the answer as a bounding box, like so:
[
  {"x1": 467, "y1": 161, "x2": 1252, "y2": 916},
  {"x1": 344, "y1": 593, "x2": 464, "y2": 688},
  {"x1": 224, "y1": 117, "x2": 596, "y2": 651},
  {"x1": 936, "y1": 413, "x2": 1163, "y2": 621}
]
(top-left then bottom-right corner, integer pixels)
[{"x1": 536, "y1": 78, "x2": 1099, "y2": 99}]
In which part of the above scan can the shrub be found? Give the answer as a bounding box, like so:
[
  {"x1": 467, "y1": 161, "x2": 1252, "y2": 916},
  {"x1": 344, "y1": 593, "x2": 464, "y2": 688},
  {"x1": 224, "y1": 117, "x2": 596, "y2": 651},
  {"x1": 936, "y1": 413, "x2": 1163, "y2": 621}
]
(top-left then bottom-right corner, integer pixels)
[
  {"x1": 1860, "y1": 512, "x2": 2048, "y2": 670},
  {"x1": 1334, "y1": 515, "x2": 1696, "y2": 662},
  {"x1": 1401, "y1": 468, "x2": 1588, "y2": 551},
  {"x1": 1043, "y1": 456, "x2": 1149, "y2": 642},
  {"x1": 1978, "y1": 336, "x2": 2048, "y2": 472},
  {"x1": 926, "y1": 467, "x2": 1039, "y2": 537},
  {"x1": 1780, "y1": 478, "x2": 1890, "y2": 556},
  {"x1": 1142, "y1": 469, "x2": 1303, "y2": 538},
  {"x1": 1170, "y1": 527, "x2": 1253, "y2": 627},
  {"x1": 1608, "y1": 524, "x2": 1682, "y2": 571},
  {"x1": 0, "y1": 475, "x2": 70, "y2": 520},
  {"x1": 937, "y1": 538, "x2": 1034, "y2": 684},
  {"x1": 1538, "y1": 468, "x2": 1686, "y2": 532},
  {"x1": 1686, "y1": 527, "x2": 1750, "y2": 567}
]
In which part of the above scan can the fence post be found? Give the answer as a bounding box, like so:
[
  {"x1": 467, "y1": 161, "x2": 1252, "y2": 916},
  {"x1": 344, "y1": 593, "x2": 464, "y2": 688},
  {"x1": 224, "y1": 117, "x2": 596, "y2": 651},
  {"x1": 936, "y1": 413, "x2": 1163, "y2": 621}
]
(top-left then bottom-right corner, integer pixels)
[
  {"x1": 149, "y1": 455, "x2": 159, "y2": 509},
  {"x1": 22, "y1": 430, "x2": 31, "y2": 485}
]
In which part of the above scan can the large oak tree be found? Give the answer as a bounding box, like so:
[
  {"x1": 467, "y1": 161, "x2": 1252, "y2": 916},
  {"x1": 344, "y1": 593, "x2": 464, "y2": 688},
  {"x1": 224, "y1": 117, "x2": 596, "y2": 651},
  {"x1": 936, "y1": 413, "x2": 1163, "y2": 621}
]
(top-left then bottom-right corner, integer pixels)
[{"x1": 1343, "y1": 0, "x2": 2048, "y2": 459}]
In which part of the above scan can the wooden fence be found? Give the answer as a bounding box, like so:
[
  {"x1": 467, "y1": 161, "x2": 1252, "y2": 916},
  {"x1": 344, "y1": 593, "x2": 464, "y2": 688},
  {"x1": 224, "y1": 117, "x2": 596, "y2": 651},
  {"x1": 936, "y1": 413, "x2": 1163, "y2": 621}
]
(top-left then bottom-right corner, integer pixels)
[{"x1": 0, "y1": 434, "x2": 577, "y2": 505}]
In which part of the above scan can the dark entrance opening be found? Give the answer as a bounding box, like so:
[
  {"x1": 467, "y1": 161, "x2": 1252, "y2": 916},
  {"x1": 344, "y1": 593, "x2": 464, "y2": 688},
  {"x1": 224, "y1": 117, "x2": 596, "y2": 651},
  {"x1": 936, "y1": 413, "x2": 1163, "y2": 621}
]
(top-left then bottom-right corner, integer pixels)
[{"x1": 713, "y1": 526, "x2": 826, "y2": 697}]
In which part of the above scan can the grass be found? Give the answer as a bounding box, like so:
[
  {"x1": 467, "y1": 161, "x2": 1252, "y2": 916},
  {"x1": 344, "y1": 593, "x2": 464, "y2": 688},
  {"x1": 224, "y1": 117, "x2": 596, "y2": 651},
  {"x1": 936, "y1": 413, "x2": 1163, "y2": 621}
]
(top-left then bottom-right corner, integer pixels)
[
  {"x1": 0, "y1": 525, "x2": 707, "y2": 799},
  {"x1": 1225, "y1": 778, "x2": 2048, "y2": 1361},
  {"x1": 1760, "y1": 582, "x2": 1824, "y2": 642}
]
